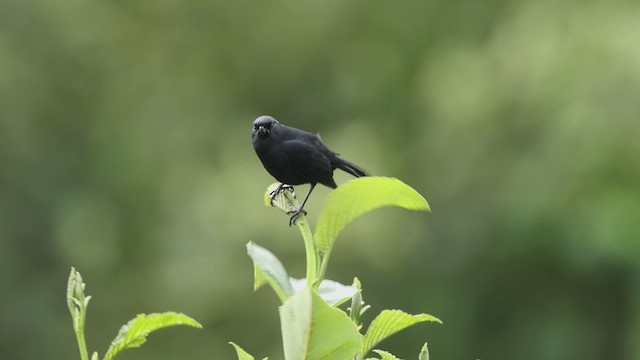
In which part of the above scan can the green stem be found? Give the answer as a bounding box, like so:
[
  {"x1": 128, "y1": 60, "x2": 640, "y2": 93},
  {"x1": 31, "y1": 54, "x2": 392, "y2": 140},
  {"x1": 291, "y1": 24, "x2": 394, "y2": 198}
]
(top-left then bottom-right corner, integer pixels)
[
  {"x1": 295, "y1": 215, "x2": 319, "y2": 288},
  {"x1": 318, "y1": 252, "x2": 330, "y2": 284},
  {"x1": 280, "y1": 189, "x2": 320, "y2": 287},
  {"x1": 74, "y1": 312, "x2": 90, "y2": 360},
  {"x1": 67, "y1": 268, "x2": 90, "y2": 360}
]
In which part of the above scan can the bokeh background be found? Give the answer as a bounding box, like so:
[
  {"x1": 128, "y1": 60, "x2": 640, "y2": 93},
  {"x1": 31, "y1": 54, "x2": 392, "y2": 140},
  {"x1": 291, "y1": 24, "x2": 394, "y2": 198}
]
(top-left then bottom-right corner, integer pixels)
[{"x1": 1, "y1": 1, "x2": 639, "y2": 359}]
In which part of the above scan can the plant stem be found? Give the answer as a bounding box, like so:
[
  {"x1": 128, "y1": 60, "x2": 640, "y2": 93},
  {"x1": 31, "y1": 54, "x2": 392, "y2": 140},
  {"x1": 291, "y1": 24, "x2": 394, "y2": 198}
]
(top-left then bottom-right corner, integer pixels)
[
  {"x1": 295, "y1": 215, "x2": 319, "y2": 287},
  {"x1": 279, "y1": 186, "x2": 320, "y2": 287},
  {"x1": 318, "y1": 252, "x2": 329, "y2": 283},
  {"x1": 74, "y1": 312, "x2": 90, "y2": 360},
  {"x1": 67, "y1": 268, "x2": 90, "y2": 360}
]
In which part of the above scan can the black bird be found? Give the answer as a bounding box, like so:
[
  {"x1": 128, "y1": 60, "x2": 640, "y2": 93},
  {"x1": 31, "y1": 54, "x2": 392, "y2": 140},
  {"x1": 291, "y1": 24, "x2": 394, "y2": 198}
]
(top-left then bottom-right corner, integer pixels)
[{"x1": 251, "y1": 115, "x2": 367, "y2": 225}]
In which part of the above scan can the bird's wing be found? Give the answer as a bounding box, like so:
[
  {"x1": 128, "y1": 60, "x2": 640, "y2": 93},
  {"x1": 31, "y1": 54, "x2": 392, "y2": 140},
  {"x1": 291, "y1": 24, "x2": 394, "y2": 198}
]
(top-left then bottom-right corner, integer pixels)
[
  {"x1": 282, "y1": 126, "x2": 332, "y2": 152},
  {"x1": 281, "y1": 139, "x2": 334, "y2": 185}
]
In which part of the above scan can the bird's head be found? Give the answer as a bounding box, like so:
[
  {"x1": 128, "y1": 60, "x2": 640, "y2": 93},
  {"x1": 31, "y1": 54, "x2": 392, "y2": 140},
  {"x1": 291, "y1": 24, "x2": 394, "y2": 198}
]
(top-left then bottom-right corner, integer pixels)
[{"x1": 252, "y1": 115, "x2": 280, "y2": 139}]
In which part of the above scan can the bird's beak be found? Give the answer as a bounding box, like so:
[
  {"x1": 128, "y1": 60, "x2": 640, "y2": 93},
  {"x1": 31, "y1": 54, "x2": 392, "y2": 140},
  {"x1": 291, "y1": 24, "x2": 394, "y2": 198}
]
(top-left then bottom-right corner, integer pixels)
[{"x1": 257, "y1": 126, "x2": 267, "y2": 135}]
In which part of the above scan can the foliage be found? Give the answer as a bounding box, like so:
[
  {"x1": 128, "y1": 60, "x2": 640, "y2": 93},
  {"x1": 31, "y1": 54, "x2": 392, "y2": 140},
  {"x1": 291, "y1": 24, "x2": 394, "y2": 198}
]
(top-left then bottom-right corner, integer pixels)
[
  {"x1": 234, "y1": 177, "x2": 439, "y2": 359},
  {"x1": 248, "y1": 241, "x2": 295, "y2": 302},
  {"x1": 360, "y1": 310, "x2": 440, "y2": 358},
  {"x1": 103, "y1": 313, "x2": 202, "y2": 360},
  {"x1": 66, "y1": 268, "x2": 201, "y2": 360},
  {"x1": 279, "y1": 288, "x2": 362, "y2": 360},
  {"x1": 229, "y1": 342, "x2": 268, "y2": 360}
]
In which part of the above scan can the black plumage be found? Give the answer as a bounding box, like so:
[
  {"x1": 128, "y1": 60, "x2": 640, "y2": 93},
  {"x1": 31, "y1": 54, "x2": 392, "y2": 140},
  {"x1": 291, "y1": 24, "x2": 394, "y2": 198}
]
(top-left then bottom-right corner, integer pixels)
[{"x1": 251, "y1": 115, "x2": 367, "y2": 225}]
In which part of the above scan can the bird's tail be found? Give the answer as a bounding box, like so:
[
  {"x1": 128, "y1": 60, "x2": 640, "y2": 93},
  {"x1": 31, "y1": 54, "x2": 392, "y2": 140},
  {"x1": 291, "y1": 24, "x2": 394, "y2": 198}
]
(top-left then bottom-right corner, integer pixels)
[{"x1": 336, "y1": 157, "x2": 368, "y2": 178}]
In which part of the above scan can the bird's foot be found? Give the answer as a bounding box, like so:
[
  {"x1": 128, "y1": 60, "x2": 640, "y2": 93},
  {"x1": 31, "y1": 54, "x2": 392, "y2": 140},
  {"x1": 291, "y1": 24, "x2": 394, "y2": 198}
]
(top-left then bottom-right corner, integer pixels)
[
  {"x1": 269, "y1": 184, "x2": 294, "y2": 205},
  {"x1": 287, "y1": 208, "x2": 308, "y2": 227}
]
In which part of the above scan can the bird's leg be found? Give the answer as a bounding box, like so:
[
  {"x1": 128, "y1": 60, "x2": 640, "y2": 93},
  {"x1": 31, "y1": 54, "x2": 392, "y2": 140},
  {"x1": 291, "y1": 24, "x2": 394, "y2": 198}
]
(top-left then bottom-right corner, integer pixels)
[
  {"x1": 269, "y1": 183, "x2": 293, "y2": 205},
  {"x1": 288, "y1": 183, "x2": 316, "y2": 226}
]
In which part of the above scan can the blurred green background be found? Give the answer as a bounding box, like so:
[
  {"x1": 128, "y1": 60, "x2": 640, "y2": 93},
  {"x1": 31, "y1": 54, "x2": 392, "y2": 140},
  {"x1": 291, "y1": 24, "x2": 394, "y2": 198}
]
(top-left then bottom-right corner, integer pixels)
[{"x1": 1, "y1": 1, "x2": 639, "y2": 359}]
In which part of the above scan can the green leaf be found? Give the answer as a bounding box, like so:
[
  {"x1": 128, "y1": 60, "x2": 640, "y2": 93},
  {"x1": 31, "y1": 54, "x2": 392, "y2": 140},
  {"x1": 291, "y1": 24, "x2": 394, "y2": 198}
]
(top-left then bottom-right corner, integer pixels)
[
  {"x1": 67, "y1": 267, "x2": 88, "y2": 317},
  {"x1": 66, "y1": 267, "x2": 78, "y2": 315},
  {"x1": 247, "y1": 242, "x2": 294, "y2": 302},
  {"x1": 349, "y1": 277, "x2": 365, "y2": 326},
  {"x1": 280, "y1": 287, "x2": 362, "y2": 360},
  {"x1": 361, "y1": 310, "x2": 441, "y2": 358},
  {"x1": 229, "y1": 342, "x2": 255, "y2": 360},
  {"x1": 290, "y1": 278, "x2": 357, "y2": 307},
  {"x1": 103, "y1": 312, "x2": 202, "y2": 360},
  {"x1": 418, "y1": 342, "x2": 429, "y2": 360},
  {"x1": 315, "y1": 177, "x2": 430, "y2": 255},
  {"x1": 373, "y1": 349, "x2": 402, "y2": 360},
  {"x1": 229, "y1": 342, "x2": 268, "y2": 360}
]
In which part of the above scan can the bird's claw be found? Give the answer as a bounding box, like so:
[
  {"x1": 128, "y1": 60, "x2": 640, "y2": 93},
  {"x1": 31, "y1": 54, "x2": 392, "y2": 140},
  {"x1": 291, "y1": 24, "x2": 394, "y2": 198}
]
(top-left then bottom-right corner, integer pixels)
[
  {"x1": 269, "y1": 184, "x2": 294, "y2": 205},
  {"x1": 287, "y1": 208, "x2": 308, "y2": 227}
]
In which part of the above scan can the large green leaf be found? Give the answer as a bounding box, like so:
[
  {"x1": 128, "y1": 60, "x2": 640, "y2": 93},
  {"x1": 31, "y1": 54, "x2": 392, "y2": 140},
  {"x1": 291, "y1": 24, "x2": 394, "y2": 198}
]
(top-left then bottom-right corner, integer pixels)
[
  {"x1": 314, "y1": 177, "x2": 430, "y2": 255},
  {"x1": 280, "y1": 287, "x2": 362, "y2": 360},
  {"x1": 360, "y1": 310, "x2": 441, "y2": 358},
  {"x1": 103, "y1": 312, "x2": 202, "y2": 360},
  {"x1": 247, "y1": 241, "x2": 294, "y2": 302}
]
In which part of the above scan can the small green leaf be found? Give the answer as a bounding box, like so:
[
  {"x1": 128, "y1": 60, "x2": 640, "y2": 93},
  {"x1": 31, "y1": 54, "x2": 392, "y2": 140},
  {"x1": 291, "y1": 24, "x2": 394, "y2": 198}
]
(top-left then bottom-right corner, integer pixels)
[
  {"x1": 67, "y1": 267, "x2": 88, "y2": 316},
  {"x1": 373, "y1": 349, "x2": 402, "y2": 360},
  {"x1": 418, "y1": 342, "x2": 429, "y2": 360},
  {"x1": 290, "y1": 278, "x2": 357, "y2": 307},
  {"x1": 247, "y1": 242, "x2": 294, "y2": 302},
  {"x1": 228, "y1": 342, "x2": 269, "y2": 360},
  {"x1": 350, "y1": 278, "x2": 364, "y2": 325},
  {"x1": 66, "y1": 267, "x2": 77, "y2": 314},
  {"x1": 229, "y1": 342, "x2": 269, "y2": 360},
  {"x1": 103, "y1": 312, "x2": 202, "y2": 360},
  {"x1": 280, "y1": 287, "x2": 362, "y2": 360},
  {"x1": 361, "y1": 310, "x2": 441, "y2": 357},
  {"x1": 315, "y1": 177, "x2": 430, "y2": 255}
]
